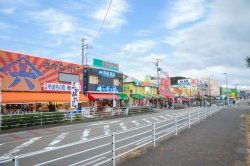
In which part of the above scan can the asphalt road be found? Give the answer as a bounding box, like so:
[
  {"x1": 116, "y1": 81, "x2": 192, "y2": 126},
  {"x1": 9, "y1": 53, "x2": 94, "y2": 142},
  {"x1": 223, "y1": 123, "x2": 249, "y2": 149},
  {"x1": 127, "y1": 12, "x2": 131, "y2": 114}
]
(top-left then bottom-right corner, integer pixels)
[
  {"x1": 0, "y1": 107, "x2": 202, "y2": 165},
  {"x1": 118, "y1": 102, "x2": 249, "y2": 166}
]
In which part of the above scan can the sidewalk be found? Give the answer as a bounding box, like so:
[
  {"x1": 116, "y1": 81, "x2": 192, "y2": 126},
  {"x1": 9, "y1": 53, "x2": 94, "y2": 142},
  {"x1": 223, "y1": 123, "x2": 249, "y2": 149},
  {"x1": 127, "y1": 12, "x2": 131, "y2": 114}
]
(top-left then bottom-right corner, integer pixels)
[{"x1": 118, "y1": 104, "x2": 249, "y2": 166}]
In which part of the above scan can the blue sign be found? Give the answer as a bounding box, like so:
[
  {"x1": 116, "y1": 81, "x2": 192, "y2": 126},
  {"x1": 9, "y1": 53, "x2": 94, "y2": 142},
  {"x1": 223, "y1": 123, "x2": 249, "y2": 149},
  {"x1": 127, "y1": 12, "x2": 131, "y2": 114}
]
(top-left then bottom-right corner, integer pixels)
[
  {"x1": 99, "y1": 70, "x2": 116, "y2": 78},
  {"x1": 95, "y1": 85, "x2": 119, "y2": 92}
]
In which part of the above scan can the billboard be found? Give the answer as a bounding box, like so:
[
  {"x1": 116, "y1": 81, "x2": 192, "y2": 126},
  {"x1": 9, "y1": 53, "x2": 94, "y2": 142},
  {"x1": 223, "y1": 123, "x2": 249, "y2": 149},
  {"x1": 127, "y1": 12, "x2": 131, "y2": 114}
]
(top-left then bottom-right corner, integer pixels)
[
  {"x1": 178, "y1": 79, "x2": 191, "y2": 86},
  {"x1": 93, "y1": 58, "x2": 119, "y2": 71},
  {"x1": 0, "y1": 50, "x2": 83, "y2": 92}
]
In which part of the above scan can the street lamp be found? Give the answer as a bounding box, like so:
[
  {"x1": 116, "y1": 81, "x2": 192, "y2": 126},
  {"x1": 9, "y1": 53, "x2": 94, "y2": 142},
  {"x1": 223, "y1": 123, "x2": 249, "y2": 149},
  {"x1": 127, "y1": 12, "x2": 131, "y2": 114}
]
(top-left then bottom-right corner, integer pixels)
[{"x1": 223, "y1": 73, "x2": 229, "y2": 105}]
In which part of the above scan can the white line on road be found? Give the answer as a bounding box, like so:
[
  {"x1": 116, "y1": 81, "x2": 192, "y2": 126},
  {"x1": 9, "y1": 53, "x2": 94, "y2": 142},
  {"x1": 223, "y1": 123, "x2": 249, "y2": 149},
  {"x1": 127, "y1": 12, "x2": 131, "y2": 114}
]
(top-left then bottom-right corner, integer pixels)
[
  {"x1": 151, "y1": 117, "x2": 160, "y2": 121},
  {"x1": 120, "y1": 123, "x2": 127, "y2": 130},
  {"x1": 44, "y1": 132, "x2": 69, "y2": 150},
  {"x1": 132, "y1": 120, "x2": 140, "y2": 126},
  {"x1": 159, "y1": 116, "x2": 168, "y2": 120},
  {"x1": 81, "y1": 128, "x2": 91, "y2": 141},
  {"x1": 142, "y1": 119, "x2": 151, "y2": 124},
  {"x1": 0, "y1": 137, "x2": 41, "y2": 160},
  {"x1": 104, "y1": 125, "x2": 110, "y2": 135},
  {"x1": 69, "y1": 156, "x2": 106, "y2": 166},
  {"x1": 89, "y1": 120, "x2": 120, "y2": 126}
]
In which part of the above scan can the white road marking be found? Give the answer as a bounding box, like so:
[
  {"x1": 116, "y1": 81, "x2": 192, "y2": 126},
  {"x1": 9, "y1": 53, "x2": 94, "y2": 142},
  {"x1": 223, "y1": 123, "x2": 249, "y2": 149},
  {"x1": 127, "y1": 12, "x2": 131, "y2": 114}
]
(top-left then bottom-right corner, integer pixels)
[
  {"x1": 132, "y1": 120, "x2": 140, "y2": 126},
  {"x1": 151, "y1": 117, "x2": 160, "y2": 121},
  {"x1": 81, "y1": 128, "x2": 91, "y2": 141},
  {"x1": 120, "y1": 123, "x2": 127, "y2": 130},
  {"x1": 159, "y1": 116, "x2": 168, "y2": 120},
  {"x1": 89, "y1": 120, "x2": 120, "y2": 126},
  {"x1": 0, "y1": 137, "x2": 41, "y2": 160},
  {"x1": 44, "y1": 132, "x2": 69, "y2": 150},
  {"x1": 104, "y1": 125, "x2": 110, "y2": 135},
  {"x1": 142, "y1": 119, "x2": 151, "y2": 124},
  {"x1": 165, "y1": 115, "x2": 173, "y2": 118}
]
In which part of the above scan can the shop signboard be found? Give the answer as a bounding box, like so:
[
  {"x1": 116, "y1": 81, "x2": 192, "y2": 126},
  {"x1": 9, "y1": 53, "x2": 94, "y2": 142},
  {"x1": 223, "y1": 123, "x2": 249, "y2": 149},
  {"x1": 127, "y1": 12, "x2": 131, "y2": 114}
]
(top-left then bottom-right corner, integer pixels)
[
  {"x1": 93, "y1": 58, "x2": 119, "y2": 71},
  {"x1": 43, "y1": 83, "x2": 81, "y2": 92},
  {"x1": 0, "y1": 50, "x2": 83, "y2": 92},
  {"x1": 178, "y1": 79, "x2": 191, "y2": 86},
  {"x1": 95, "y1": 85, "x2": 119, "y2": 92},
  {"x1": 70, "y1": 82, "x2": 80, "y2": 109},
  {"x1": 98, "y1": 70, "x2": 116, "y2": 78}
]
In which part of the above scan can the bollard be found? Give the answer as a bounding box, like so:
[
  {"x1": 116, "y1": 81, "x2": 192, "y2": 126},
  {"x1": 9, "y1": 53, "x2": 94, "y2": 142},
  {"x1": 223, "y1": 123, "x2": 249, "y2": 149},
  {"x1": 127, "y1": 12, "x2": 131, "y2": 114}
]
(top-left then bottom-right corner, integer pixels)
[
  {"x1": 112, "y1": 133, "x2": 116, "y2": 166},
  {"x1": 14, "y1": 156, "x2": 19, "y2": 166}
]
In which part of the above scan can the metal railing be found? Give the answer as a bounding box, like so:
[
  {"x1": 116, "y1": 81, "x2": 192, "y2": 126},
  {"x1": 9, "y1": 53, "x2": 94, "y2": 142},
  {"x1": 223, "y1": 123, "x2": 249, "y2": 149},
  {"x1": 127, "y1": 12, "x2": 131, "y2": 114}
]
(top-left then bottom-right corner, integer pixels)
[
  {"x1": 0, "y1": 106, "x2": 153, "y2": 131},
  {"x1": 0, "y1": 105, "x2": 224, "y2": 166}
]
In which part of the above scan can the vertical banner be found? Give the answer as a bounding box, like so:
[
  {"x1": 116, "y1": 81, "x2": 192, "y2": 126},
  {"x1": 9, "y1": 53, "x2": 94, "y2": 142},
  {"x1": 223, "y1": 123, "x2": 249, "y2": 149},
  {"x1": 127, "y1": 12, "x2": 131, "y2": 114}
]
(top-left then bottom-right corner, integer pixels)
[{"x1": 71, "y1": 82, "x2": 80, "y2": 109}]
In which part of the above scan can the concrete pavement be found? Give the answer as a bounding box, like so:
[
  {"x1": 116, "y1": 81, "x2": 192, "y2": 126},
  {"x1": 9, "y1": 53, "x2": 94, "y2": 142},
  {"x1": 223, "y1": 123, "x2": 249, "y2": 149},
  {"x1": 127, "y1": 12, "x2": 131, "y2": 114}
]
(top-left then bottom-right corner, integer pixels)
[{"x1": 118, "y1": 103, "x2": 249, "y2": 166}]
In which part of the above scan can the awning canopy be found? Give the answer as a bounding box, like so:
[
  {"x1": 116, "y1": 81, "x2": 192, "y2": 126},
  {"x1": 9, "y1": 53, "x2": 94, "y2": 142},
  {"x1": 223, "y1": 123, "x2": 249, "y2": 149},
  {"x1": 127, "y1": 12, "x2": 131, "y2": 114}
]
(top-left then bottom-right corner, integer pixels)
[
  {"x1": 116, "y1": 94, "x2": 129, "y2": 100},
  {"x1": 88, "y1": 93, "x2": 120, "y2": 101},
  {"x1": 1, "y1": 92, "x2": 89, "y2": 103},
  {"x1": 133, "y1": 94, "x2": 145, "y2": 99}
]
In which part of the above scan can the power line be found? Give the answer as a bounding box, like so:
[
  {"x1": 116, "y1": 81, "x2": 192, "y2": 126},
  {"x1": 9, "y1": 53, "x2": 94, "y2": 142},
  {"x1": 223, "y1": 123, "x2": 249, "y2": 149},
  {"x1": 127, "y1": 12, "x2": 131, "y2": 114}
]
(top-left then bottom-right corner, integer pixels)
[{"x1": 91, "y1": 0, "x2": 112, "y2": 45}]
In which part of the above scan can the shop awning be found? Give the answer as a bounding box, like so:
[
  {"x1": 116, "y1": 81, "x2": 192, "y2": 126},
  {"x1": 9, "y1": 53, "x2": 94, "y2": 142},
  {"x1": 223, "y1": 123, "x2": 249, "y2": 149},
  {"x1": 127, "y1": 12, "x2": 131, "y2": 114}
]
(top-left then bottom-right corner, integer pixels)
[
  {"x1": 133, "y1": 94, "x2": 145, "y2": 99},
  {"x1": 116, "y1": 94, "x2": 129, "y2": 100},
  {"x1": 88, "y1": 93, "x2": 120, "y2": 101},
  {"x1": 1, "y1": 92, "x2": 89, "y2": 103}
]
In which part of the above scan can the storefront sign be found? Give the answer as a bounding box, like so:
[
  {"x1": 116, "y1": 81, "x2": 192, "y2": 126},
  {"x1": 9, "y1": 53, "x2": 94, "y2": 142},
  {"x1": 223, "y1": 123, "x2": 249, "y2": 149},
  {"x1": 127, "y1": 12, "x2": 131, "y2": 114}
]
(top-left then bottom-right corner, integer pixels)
[
  {"x1": 0, "y1": 50, "x2": 82, "y2": 92},
  {"x1": 70, "y1": 82, "x2": 80, "y2": 109},
  {"x1": 95, "y1": 85, "x2": 119, "y2": 92},
  {"x1": 178, "y1": 79, "x2": 191, "y2": 86},
  {"x1": 44, "y1": 83, "x2": 71, "y2": 91},
  {"x1": 98, "y1": 70, "x2": 116, "y2": 78},
  {"x1": 141, "y1": 81, "x2": 154, "y2": 87},
  {"x1": 93, "y1": 58, "x2": 119, "y2": 71}
]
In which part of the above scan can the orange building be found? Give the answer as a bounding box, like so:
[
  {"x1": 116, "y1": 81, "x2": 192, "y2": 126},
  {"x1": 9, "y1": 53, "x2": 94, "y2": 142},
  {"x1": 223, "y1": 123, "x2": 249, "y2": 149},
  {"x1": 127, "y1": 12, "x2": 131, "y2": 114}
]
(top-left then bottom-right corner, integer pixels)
[{"x1": 0, "y1": 49, "x2": 88, "y2": 114}]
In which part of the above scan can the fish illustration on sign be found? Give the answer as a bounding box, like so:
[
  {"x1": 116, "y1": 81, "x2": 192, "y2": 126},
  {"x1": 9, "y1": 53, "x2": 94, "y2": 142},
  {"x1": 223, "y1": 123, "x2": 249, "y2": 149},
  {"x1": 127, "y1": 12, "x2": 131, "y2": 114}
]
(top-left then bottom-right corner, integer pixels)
[{"x1": 0, "y1": 57, "x2": 44, "y2": 90}]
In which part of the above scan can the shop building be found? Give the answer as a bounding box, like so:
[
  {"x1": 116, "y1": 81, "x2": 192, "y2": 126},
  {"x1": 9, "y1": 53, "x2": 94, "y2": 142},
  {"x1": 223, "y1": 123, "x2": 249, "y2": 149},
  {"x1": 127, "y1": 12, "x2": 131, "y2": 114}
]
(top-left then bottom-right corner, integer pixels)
[
  {"x1": 123, "y1": 77, "x2": 158, "y2": 107},
  {"x1": 83, "y1": 58, "x2": 128, "y2": 111},
  {"x1": 0, "y1": 49, "x2": 88, "y2": 114}
]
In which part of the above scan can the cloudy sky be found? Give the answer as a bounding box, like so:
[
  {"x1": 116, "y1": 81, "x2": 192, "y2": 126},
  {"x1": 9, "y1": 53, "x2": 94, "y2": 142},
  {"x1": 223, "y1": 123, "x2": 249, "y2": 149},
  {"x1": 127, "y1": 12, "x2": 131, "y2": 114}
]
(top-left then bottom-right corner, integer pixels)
[{"x1": 0, "y1": 0, "x2": 250, "y2": 89}]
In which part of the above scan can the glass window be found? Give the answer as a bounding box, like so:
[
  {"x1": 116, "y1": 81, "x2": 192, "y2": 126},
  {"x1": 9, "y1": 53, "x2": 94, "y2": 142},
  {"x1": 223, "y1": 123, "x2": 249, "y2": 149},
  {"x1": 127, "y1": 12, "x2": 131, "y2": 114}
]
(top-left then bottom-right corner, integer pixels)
[
  {"x1": 113, "y1": 79, "x2": 120, "y2": 86},
  {"x1": 89, "y1": 75, "x2": 99, "y2": 84},
  {"x1": 123, "y1": 86, "x2": 129, "y2": 92}
]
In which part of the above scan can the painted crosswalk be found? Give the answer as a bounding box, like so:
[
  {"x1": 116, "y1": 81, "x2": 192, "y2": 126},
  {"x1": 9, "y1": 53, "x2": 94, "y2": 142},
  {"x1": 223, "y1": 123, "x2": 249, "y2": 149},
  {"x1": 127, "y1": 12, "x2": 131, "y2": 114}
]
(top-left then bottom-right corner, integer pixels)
[
  {"x1": 44, "y1": 132, "x2": 69, "y2": 150},
  {"x1": 132, "y1": 120, "x2": 140, "y2": 126},
  {"x1": 120, "y1": 123, "x2": 127, "y2": 130},
  {"x1": 81, "y1": 128, "x2": 91, "y2": 141},
  {"x1": 142, "y1": 118, "x2": 151, "y2": 123},
  {"x1": 0, "y1": 137, "x2": 41, "y2": 160},
  {"x1": 104, "y1": 125, "x2": 110, "y2": 135}
]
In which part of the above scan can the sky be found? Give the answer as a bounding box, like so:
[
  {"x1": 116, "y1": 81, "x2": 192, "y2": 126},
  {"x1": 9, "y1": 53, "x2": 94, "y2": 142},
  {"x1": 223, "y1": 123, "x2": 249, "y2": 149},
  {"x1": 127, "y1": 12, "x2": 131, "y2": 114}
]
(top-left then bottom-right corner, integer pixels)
[{"x1": 0, "y1": 0, "x2": 250, "y2": 89}]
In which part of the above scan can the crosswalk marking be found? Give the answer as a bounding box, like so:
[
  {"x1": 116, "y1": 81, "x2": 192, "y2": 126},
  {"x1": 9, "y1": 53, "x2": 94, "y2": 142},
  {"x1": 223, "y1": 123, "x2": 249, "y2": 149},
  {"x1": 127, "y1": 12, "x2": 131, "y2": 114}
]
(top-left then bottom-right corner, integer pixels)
[
  {"x1": 120, "y1": 123, "x2": 127, "y2": 130},
  {"x1": 104, "y1": 125, "x2": 110, "y2": 135},
  {"x1": 45, "y1": 132, "x2": 69, "y2": 149},
  {"x1": 159, "y1": 116, "x2": 168, "y2": 120},
  {"x1": 81, "y1": 128, "x2": 91, "y2": 141},
  {"x1": 0, "y1": 137, "x2": 41, "y2": 160},
  {"x1": 132, "y1": 120, "x2": 140, "y2": 126},
  {"x1": 151, "y1": 117, "x2": 160, "y2": 121},
  {"x1": 142, "y1": 119, "x2": 151, "y2": 123}
]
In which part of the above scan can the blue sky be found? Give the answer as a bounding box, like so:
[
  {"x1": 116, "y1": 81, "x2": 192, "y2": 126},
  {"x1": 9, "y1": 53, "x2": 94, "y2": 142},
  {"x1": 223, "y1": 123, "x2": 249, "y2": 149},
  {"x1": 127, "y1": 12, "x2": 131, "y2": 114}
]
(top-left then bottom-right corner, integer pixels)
[{"x1": 0, "y1": 0, "x2": 250, "y2": 89}]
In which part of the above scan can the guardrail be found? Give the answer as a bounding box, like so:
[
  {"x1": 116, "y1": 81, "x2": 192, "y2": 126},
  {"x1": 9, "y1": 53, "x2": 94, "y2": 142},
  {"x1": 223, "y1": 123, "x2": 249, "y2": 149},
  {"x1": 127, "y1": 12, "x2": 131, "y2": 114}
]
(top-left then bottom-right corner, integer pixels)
[
  {"x1": 0, "y1": 105, "x2": 224, "y2": 166},
  {"x1": 0, "y1": 106, "x2": 153, "y2": 131}
]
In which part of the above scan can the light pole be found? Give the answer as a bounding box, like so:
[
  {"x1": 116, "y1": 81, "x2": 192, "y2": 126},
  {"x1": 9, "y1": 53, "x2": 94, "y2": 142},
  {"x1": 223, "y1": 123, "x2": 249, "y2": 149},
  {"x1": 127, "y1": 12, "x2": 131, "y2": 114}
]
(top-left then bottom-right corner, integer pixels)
[
  {"x1": 223, "y1": 73, "x2": 229, "y2": 105},
  {"x1": 235, "y1": 84, "x2": 239, "y2": 98}
]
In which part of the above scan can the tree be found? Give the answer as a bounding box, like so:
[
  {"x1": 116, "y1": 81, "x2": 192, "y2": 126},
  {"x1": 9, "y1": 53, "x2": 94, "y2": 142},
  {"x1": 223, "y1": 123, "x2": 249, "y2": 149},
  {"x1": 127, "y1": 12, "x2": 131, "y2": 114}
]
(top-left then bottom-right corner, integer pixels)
[{"x1": 246, "y1": 57, "x2": 250, "y2": 68}]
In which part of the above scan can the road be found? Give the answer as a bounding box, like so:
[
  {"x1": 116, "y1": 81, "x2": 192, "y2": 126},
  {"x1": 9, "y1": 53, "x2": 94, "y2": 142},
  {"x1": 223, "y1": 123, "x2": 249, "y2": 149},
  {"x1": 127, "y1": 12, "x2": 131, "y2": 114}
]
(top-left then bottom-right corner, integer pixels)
[{"x1": 0, "y1": 107, "x2": 213, "y2": 166}]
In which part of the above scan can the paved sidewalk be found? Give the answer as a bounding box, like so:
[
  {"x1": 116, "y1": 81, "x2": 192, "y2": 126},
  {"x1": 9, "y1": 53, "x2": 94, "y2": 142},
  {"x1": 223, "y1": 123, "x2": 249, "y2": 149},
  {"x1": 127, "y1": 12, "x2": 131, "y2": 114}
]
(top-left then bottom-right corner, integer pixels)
[{"x1": 118, "y1": 103, "x2": 249, "y2": 166}]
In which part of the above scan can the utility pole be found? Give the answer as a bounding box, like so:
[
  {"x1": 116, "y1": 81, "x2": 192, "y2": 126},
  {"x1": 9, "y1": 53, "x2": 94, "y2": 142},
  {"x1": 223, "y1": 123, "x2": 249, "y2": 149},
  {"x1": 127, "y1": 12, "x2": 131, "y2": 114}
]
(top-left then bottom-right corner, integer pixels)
[
  {"x1": 155, "y1": 58, "x2": 160, "y2": 91},
  {"x1": 81, "y1": 38, "x2": 92, "y2": 66}
]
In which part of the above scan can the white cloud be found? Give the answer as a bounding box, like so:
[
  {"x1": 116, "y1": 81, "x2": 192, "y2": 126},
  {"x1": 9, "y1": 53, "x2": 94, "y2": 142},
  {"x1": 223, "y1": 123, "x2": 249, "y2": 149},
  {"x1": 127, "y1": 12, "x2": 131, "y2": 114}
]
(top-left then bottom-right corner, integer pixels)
[
  {"x1": 163, "y1": 0, "x2": 250, "y2": 87},
  {"x1": 93, "y1": 0, "x2": 129, "y2": 30},
  {"x1": 166, "y1": 0, "x2": 206, "y2": 29},
  {"x1": 1, "y1": 8, "x2": 15, "y2": 14},
  {"x1": 30, "y1": 8, "x2": 74, "y2": 35},
  {"x1": 124, "y1": 40, "x2": 157, "y2": 53}
]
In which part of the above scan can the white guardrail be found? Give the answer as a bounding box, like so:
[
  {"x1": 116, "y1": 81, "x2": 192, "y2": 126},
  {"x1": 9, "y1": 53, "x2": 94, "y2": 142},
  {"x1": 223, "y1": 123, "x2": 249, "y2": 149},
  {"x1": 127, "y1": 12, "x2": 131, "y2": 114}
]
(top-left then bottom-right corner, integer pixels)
[{"x1": 0, "y1": 105, "x2": 224, "y2": 166}]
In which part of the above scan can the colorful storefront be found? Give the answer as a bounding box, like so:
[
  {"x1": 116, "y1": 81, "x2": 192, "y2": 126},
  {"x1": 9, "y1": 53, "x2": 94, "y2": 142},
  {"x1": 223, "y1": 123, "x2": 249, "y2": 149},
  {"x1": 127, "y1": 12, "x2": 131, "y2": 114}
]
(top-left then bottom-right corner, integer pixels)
[
  {"x1": 83, "y1": 59, "x2": 127, "y2": 111},
  {"x1": 0, "y1": 49, "x2": 88, "y2": 114},
  {"x1": 123, "y1": 77, "x2": 158, "y2": 107}
]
